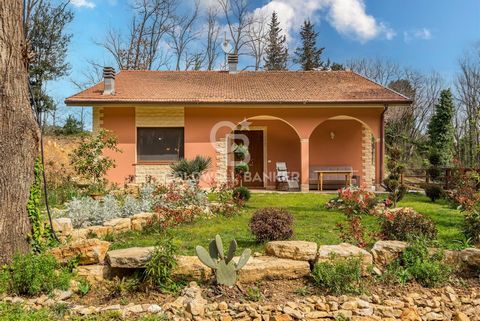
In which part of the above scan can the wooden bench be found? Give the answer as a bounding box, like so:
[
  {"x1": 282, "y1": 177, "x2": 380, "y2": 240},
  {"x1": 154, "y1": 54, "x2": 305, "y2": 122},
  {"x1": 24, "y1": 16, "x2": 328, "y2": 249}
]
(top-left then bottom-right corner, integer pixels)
[{"x1": 309, "y1": 166, "x2": 357, "y2": 191}]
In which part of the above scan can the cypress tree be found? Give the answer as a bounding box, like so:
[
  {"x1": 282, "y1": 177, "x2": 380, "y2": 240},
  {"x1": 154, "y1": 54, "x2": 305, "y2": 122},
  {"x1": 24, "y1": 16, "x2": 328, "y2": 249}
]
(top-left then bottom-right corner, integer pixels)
[
  {"x1": 264, "y1": 11, "x2": 288, "y2": 71},
  {"x1": 427, "y1": 89, "x2": 455, "y2": 166},
  {"x1": 294, "y1": 20, "x2": 325, "y2": 71}
]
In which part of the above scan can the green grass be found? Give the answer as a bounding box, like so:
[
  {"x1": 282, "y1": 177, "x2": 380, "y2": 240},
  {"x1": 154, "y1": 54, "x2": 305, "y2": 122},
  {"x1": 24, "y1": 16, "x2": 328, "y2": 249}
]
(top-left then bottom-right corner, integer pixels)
[{"x1": 109, "y1": 192, "x2": 464, "y2": 254}]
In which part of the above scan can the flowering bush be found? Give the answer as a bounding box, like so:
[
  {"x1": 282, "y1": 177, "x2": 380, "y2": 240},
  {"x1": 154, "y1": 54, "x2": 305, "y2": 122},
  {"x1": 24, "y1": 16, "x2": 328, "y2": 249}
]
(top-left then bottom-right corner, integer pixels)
[
  {"x1": 463, "y1": 206, "x2": 480, "y2": 245},
  {"x1": 326, "y1": 186, "x2": 379, "y2": 248},
  {"x1": 447, "y1": 171, "x2": 480, "y2": 211},
  {"x1": 325, "y1": 186, "x2": 378, "y2": 216},
  {"x1": 209, "y1": 181, "x2": 240, "y2": 217},
  {"x1": 379, "y1": 207, "x2": 437, "y2": 241}
]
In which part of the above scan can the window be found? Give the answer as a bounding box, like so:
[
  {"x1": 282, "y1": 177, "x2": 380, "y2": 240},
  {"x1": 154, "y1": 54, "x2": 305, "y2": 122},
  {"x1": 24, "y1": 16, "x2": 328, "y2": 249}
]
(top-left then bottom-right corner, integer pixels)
[{"x1": 137, "y1": 127, "x2": 184, "y2": 162}]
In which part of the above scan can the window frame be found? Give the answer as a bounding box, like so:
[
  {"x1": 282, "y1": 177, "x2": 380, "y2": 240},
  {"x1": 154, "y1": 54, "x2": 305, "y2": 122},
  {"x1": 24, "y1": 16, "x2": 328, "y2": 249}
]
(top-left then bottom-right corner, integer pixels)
[{"x1": 136, "y1": 127, "x2": 185, "y2": 164}]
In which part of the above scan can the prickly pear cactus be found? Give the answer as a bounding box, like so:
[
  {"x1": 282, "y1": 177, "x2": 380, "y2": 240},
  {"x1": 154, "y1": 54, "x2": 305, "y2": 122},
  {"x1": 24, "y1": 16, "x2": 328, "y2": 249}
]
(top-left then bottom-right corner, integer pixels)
[{"x1": 195, "y1": 234, "x2": 251, "y2": 286}]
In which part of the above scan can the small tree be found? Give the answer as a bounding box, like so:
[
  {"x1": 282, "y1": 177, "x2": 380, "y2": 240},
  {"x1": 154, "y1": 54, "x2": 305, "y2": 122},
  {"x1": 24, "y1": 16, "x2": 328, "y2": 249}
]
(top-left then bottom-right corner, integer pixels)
[
  {"x1": 427, "y1": 89, "x2": 455, "y2": 166},
  {"x1": 264, "y1": 11, "x2": 288, "y2": 71},
  {"x1": 70, "y1": 130, "x2": 120, "y2": 193},
  {"x1": 294, "y1": 20, "x2": 325, "y2": 71},
  {"x1": 62, "y1": 115, "x2": 83, "y2": 135},
  {"x1": 384, "y1": 146, "x2": 407, "y2": 207}
]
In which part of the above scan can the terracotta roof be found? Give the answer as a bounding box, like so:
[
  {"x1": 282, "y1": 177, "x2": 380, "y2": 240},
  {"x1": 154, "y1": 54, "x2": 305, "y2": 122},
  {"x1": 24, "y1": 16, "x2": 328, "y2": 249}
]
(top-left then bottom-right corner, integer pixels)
[{"x1": 65, "y1": 70, "x2": 411, "y2": 105}]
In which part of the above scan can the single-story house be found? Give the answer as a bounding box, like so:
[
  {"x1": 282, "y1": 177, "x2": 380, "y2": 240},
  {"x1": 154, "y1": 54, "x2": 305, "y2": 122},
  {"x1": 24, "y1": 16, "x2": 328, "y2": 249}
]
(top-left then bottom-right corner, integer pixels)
[{"x1": 65, "y1": 64, "x2": 411, "y2": 191}]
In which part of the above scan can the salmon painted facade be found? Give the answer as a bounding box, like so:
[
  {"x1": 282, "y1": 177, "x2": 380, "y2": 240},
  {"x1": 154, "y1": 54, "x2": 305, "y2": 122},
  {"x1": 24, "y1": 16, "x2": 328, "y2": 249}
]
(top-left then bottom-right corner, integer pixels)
[{"x1": 65, "y1": 69, "x2": 411, "y2": 191}]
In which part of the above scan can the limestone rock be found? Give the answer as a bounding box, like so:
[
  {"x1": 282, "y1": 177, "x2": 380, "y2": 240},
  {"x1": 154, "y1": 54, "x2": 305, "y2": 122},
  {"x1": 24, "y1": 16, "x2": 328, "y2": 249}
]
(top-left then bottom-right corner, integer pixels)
[
  {"x1": 106, "y1": 247, "x2": 154, "y2": 268},
  {"x1": 400, "y1": 307, "x2": 422, "y2": 321},
  {"x1": 265, "y1": 241, "x2": 318, "y2": 261},
  {"x1": 453, "y1": 311, "x2": 470, "y2": 321},
  {"x1": 103, "y1": 218, "x2": 131, "y2": 234},
  {"x1": 52, "y1": 218, "x2": 73, "y2": 236},
  {"x1": 86, "y1": 226, "x2": 113, "y2": 238},
  {"x1": 460, "y1": 248, "x2": 480, "y2": 267},
  {"x1": 76, "y1": 264, "x2": 110, "y2": 283},
  {"x1": 317, "y1": 243, "x2": 373, "y2": 274},
  {"x1": 238, "y1": 256, "x2": 310, "y2": 283},
  {"x1": 70, "y1": 228, "x2": 89, "y2": 241},
  {"x1": 131, "y1": 212, "x2": 157, "y2": 231},
  {"x1": 50, "y1": 238, "x2": 110, "y2": 265},
  {"x1": 371, "y1": 240, "x2": 407, "y2": 269},
  {"x1": 173, "y1": 255, "x2": 213, "y2": 281}
]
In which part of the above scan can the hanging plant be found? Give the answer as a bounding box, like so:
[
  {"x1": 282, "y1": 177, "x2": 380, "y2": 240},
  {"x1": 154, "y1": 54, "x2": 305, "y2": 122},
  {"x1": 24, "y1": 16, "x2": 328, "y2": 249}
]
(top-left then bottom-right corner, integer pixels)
[{"x1": 233, "y1": 144, "x2": 249, "y2": 161}]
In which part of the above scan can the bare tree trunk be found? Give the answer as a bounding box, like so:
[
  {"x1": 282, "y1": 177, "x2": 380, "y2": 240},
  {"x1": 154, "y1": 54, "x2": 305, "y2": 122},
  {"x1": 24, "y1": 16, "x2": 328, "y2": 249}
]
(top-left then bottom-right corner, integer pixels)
[{"x1": 0, "y1": 0, "x2": 39, "y2": 263}]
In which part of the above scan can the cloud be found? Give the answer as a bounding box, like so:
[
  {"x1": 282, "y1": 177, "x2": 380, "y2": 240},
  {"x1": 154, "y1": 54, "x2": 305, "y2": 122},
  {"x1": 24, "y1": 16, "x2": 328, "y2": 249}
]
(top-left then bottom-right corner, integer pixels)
[
  {"x1": 252, "y1": 0, "x2": 394, "y2": 43},
  {"x1": 403, "y1": 28, "x2": 432, "y2": 42},
  {"x1": 70, "y1": 0, "x2": 95, "y2": 8}
]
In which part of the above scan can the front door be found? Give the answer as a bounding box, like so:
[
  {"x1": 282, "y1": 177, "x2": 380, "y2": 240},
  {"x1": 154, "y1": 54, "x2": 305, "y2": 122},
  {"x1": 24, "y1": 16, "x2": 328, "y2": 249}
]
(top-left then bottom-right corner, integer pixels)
[{"x1": 234, "y1": 130, "x2": 264, "y2": 188}]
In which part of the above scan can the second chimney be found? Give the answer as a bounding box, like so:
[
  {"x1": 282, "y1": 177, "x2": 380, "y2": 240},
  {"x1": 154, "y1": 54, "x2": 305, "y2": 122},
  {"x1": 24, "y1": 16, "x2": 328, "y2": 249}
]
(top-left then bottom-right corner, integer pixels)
[
  {"x1": 227, "y1": 54, "x2": 238, "y2": 73},
  {"x1": 103, "y1": 67, "x2": 115, "y2": 95}
]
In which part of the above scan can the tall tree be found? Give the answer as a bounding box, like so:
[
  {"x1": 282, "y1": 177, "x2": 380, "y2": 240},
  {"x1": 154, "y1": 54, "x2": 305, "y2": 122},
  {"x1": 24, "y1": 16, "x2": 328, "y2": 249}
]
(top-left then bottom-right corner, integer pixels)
[
  {"x1": 100, "y1": 0, "x2": 177, "y2": 70},
  {"x1": 264, "y1": 11, "x2": 288, "y2": 71},
  {"x1": 246, "y1": 11, "x2": 268, "y2": 70},
  {"x1": 294, "y1": 20, "x2": 325, "y2": 71},
  {"x1": 217, "y1": 0, "x2": 253, "y2": 55},
  {"x1": 427, "y1": 89, "x2": 455, "y2": 166},
  {"x1": 25, "y1": 0, "x2": 73, "y2": 126},
  {"x1": 204, "y1": 7, "x2": 220, "y2": 70},
  {"x1": 0, "y1": 0, "x2": 40, "y2": 263}
]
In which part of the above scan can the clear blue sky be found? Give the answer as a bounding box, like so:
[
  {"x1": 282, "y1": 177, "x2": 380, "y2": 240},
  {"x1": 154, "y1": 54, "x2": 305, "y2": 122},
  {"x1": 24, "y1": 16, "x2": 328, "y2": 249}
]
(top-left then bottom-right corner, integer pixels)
[{"x1": 52, "y1": 0, "x2": 480, "y2": 127}]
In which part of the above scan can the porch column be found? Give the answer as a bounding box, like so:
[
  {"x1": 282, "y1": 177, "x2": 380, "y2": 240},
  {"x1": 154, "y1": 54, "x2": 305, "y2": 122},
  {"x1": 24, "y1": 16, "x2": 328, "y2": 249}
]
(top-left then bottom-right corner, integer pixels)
[{"x1": 300, "y1": 138, "x2": 310, "y2": 192}]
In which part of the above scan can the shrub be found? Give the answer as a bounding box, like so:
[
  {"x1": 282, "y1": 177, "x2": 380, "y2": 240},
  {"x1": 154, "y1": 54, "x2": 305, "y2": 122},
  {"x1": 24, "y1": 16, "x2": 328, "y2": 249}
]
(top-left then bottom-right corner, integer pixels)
[
  {"x1": 70, "y1": 129, "x2": 120, "y2": 193},
  {"x1": 326, "y1": 186, "x2": 378, "y2": 248},
  {"x1": 0, "y1": 253, "x2": 71, "y2": 296},
  {"x1": 170, "y1": 156, "x2": 212, "y2": 182},
  {"x1": 209, "y1": 181, "x2": 239, "y2": 217},
  {"x1": 233, "y1": 186, "x2": 251, "y2": 202},
  {"x1": 447, "y1": 170, "x2": 480, "y2": 211},
  {"x1": 249, "y1": 208, "x2": 293, "y2": 242},
  {"x1": 379, "y1": 207, "x2": 437, "y2": 241},
  {"x1": 424, "y1": 184, "x2": 444, "y2": 202},
  {"x1": 383, "y1": 239, "x2": 451, "y2": 288},
  {"x1": 463, "y1": 206, "x2": 480, "y2": 245},
  {"x1": 144, "y1": 233, "x2": 180, "y2": 293},
  {"x1": 311, "y1": 256, "x2": 363, "y2": 295}
]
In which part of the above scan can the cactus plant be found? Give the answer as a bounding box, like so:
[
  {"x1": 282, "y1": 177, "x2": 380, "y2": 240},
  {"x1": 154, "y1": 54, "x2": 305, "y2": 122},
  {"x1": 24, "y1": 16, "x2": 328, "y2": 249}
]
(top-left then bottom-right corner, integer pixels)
[{"x1": 195, "y1": 234, "x2": 251, "y2": 286}]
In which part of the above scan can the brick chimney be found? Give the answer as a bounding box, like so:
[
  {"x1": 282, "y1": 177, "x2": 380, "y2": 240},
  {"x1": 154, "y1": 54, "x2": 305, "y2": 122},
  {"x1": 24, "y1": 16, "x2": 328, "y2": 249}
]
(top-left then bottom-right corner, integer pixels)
[
  {"x1": 102, "y1": 66, "x2": 115, "y2": 95},
  {"x1": 227, "y1": 54, "x2": 238, "y2": 73}
]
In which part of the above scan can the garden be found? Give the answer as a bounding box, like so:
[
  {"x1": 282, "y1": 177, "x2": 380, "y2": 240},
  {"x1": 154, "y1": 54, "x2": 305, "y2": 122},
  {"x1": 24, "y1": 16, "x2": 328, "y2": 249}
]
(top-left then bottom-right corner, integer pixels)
[{"x1": 1, "y1": 130, "x2": 480, "y2": 321}]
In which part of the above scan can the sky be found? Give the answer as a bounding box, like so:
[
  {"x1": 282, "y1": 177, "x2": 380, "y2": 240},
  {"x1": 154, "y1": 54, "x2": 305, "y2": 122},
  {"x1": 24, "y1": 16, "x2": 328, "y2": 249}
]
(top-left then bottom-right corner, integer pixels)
[{"x1": 52, "y1": 0, "x2": 480, "y2": 128}]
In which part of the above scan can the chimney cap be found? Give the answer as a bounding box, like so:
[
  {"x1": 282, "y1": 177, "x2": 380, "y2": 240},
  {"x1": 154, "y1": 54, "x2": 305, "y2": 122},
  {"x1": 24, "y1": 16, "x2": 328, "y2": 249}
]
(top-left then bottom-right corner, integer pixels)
[{"x1": 103, "y1": 66, "x2": 116, "y2": 78}]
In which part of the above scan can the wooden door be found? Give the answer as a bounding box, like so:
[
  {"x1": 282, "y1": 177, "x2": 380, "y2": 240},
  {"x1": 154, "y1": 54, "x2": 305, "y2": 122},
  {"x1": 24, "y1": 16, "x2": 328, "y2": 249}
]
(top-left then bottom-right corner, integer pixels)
[{"x1": 234, "y1": 130, "x2": 264, "y2": 188}]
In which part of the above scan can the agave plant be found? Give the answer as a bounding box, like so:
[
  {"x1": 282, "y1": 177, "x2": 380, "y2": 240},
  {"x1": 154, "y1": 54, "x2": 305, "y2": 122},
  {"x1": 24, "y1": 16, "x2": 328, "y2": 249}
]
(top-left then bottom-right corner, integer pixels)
[
  {"x1": 170, "y1": 156, "x2": 212, "y2": 182},
  {"x1": 195, "y1": 235, "x2": 251, "y2": 286}
]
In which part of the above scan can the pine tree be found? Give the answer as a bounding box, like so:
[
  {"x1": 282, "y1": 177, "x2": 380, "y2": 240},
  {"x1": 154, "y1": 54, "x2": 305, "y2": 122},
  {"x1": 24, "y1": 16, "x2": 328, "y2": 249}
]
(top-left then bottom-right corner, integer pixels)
[
  {"x1": 427, "y1": 89, "x2": 455, "y2": 166},
  {"x1": 264, "y1": 12, "x2": 288, "y2": 71},
  {"x1": 294, "y1": 20, "x2": 325, "y2": 71}
]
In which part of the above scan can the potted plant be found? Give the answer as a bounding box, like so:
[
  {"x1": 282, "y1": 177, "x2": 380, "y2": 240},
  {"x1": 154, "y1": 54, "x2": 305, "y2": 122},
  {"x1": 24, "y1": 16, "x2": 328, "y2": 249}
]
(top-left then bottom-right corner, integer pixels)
[{"x1": 233, "y1": 143, "x2": 249, "y2": 161}]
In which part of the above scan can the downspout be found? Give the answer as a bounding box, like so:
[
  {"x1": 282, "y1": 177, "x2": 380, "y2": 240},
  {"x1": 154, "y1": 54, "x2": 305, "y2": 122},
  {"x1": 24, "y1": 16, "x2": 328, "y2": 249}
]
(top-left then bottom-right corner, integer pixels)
[{"x1": 380, "y1": 105, "x2": 388, "y2": 185}]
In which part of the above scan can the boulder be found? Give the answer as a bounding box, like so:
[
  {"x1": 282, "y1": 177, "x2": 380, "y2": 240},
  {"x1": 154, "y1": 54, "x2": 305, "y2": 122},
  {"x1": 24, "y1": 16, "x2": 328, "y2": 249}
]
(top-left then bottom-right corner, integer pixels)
[
  {"x1": 317, "y1": 243, "x2": 373, "y2": 273},
  {"x1": 370, "y1": 240, "x2": 407, "y2": 269},
  {"x1": 238, "y1": 256, "x2": 310, "y2": 283},
  {"x1": 131, "y1": 212, "x2": 157, "y2": 231},
  {"x1": 86, "y1": 226, "x2": 114, "y2": 238},
  {"x1": 70, "y1": 228, "x2": 89, "y2": 241},
  {"x1": 173, "y1": 256, "x2": 213, "y2": 281},
  {"x1": 50, "y1": 238, "x2": 110, "y2": 265},
  {"x1": 52, "y1": 218, "x2": 73, "y2": 236},
  {"x1": 460, "y1": 248, "x2": 480, "y2": 268},
  {"x1": 103, "y1": 218, "x2": 131, "y2": 234},
  {"x1": 76, "y1": 265, "x2": 110, "y2": 283},
  {"x1": 106, "y1": 247, "x2": 154, "y2": 268},
  {"x1": 265, "y1": 241, "x2": 318, "y2": 261}
]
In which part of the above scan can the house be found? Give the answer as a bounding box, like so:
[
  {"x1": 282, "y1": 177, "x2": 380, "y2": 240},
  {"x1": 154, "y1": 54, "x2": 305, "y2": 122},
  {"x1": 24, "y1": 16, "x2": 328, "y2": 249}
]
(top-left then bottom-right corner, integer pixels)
[{"x1": 65, "y1": 63, "x2": 411, "y2": 191}]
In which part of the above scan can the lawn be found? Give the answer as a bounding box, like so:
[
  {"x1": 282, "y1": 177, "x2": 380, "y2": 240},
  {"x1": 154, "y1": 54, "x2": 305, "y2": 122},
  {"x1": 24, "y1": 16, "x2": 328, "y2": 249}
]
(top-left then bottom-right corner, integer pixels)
[{"x1": 109, "y1": 192, "x2": 464, "y2": 255}]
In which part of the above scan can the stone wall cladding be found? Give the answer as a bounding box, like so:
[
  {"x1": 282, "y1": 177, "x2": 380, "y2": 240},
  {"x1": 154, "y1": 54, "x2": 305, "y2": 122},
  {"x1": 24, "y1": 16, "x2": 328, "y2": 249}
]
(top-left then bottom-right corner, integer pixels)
[
  {"x1": 92, "y1": 107, "x2": 104, "y2": 135},
  {"x1": 215, "y1": 138, "x2": 228, "y2": 184},
  {"x1": 135, "y1": 164, "x2": 174, "y2": 184},
  {"x1": 134, "y1": 106, "x2": 185, "y2": 183},
  {"x1": 361, "y1": 125, "x2": 375, "y2": 189},
  {"x1": 135, "y1": 106, "x2": 184, "y2": 127}
]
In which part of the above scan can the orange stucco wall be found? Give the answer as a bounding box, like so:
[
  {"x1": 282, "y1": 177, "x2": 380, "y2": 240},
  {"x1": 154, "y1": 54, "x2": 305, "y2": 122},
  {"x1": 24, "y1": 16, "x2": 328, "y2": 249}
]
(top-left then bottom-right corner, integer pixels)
[
  {"x1": 309, "y1": 119, "x2": 363, "y2": 181},
  {"x1": 102, "y1": 107, "x2": 136, "y2": 185},
  {"x1": 99, "y1": 105, "x2": 384, "y2": 188}
]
